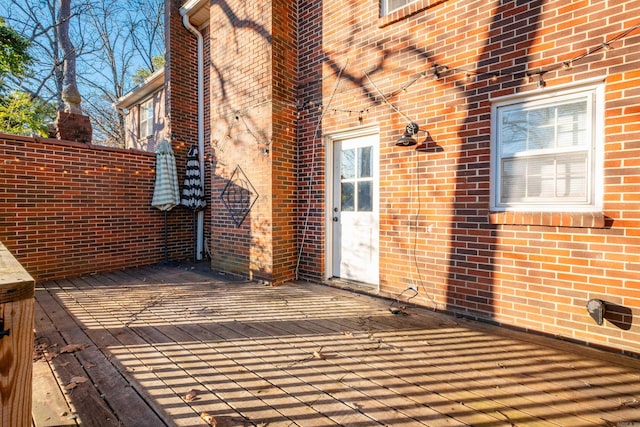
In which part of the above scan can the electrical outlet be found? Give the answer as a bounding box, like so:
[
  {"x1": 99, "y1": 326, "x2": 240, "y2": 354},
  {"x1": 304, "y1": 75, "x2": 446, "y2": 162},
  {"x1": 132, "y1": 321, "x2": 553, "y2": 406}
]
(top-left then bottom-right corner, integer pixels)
[{"x1": 406, "y1": 284, "x2": 418, "y2": 292}]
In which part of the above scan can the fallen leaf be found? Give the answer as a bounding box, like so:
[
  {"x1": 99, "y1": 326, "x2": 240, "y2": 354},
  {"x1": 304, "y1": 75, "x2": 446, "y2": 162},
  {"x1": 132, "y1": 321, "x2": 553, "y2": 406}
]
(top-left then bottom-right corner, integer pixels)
[
  {"x1": 65, "y1": 382, "x2": 78, "y2": 390},
  {"x1": 84, "y1": 363, "x2": 96, "y2": 369},
  {"x1": 617, "y1": 398, "x2": 640, "y2": 409},
  {"x1": 60, "y1": 343, "x2": 89, "y2": 354},
  {"x1": 200, "y1": 412, "x2": 217, "y2": 426},
  {"x1": 45, "y1": 352, "x2": 59, "y2": 361},
  {"x1": 70, "y1": 376, "x2": 88, "y2": 384},
  {"x1": 312, "y1": 347, "x2": 326, "y2": 360},
  {"x1": 342, "y1": 331, "x2": 353, "y2": 336},
  {"x1": 59, "y1": 362, "x2": 70, "y2": 367},
  {"x1": 184, "y1": 389, "x2": 198, "y2": 402}
]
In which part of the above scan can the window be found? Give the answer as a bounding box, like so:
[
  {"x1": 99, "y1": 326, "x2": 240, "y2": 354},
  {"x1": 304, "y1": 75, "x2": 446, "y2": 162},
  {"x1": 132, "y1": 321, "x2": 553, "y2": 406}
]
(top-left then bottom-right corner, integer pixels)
[
  {"x1": 491, "y1": 82, "x2": 603, "y2": 212},
  {"x1": 139, "y1": 98, "x2": 154, "y2": 138},
  {"x1": 382, "y1": 0, "x2": 417, "y2": 16},
  {"x1": 341, "y1": 146, "x2": 373, "y2": 212}
]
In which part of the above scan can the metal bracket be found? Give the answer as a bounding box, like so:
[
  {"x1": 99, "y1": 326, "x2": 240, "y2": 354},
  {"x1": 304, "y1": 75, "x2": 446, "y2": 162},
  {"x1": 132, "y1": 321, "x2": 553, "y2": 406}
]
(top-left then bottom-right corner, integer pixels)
[{"x1": 0, "y1": 318, "x2": 10, "y2": 340}]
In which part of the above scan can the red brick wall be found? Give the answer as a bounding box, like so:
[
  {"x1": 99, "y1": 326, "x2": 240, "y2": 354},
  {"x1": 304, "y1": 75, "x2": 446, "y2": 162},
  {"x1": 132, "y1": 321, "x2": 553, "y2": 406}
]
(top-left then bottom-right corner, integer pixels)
[
  {"x1": 0, "y1": 134, "x2": 192, "y2": 282},
  {"x1": 271, "y1": 0, "x2": 299, "y2": 284},
  {"x1": 187, "y1": 0, "x2": 297, "y2": 284},
  {"x1": 166, "y1": 0, "x2": 209, "y2": 261},
  {"x1": 205, "y1": 0, "x2": 275, "y2": 281},
  {"x1": 297, "y1": 0, "x2": 640, "y2": 355}
]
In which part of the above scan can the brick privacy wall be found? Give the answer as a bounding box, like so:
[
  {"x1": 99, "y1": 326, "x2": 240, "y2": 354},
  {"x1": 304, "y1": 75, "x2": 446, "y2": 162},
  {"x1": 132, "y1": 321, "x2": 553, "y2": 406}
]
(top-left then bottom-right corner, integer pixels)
[
  {"x1": 166, "y1": 0, "x2": 208, "y2": 261},
  {"x1": 297, "y1": 0, "x2": 640, "y2": 355},
  {"x1": 0, "y1": 134, "x2": 192, "y2": 282},
  {"x1": 206, "y1": 0, "x2": 276, "y2": 281}
]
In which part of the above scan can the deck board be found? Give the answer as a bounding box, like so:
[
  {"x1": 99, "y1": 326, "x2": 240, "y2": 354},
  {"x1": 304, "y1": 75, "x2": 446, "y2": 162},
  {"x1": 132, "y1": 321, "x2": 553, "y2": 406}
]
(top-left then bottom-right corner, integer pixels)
[
  {"x1": 32, "y1": 263, "x2": 640, "y2": 426},
  {"x1": 34, "y1": 282, "x2": 124, "y2": 426},
  {"x1": 32, "y1": 298, "x2": 76, "y2": 427}
]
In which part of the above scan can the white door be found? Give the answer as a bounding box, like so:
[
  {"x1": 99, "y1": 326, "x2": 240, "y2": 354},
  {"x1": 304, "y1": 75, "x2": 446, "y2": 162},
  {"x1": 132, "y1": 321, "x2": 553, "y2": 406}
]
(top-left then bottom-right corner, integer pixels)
[{"x1": 331, "y1": 133, "x2": 379, "y2": 286}]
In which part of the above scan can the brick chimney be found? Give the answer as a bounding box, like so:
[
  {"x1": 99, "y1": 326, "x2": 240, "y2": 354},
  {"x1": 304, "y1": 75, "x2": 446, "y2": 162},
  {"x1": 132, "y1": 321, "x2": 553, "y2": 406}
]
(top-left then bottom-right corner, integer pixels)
[{"x1": 54, "y1": 111, "x2": 93, "y2": 143}]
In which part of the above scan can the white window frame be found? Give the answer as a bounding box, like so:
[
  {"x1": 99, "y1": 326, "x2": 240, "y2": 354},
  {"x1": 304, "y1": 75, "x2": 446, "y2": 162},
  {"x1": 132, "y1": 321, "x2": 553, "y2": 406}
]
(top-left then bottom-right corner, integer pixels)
[
  {"x1": 382, "y1": 0, "x2": 418, "y2": 16},
  {"x1": 490, "y1": 79, "x2": 605, "y2": 213},
  {"x1": 139, "y1": 98, "x2": 154, "y2": 139}
]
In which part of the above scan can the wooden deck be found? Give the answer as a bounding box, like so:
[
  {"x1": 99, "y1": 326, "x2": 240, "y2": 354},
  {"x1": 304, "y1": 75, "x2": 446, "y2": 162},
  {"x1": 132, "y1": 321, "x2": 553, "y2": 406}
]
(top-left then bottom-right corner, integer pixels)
[{"x1": 32, "y1": 264, "x2": 640, "y2": 426}]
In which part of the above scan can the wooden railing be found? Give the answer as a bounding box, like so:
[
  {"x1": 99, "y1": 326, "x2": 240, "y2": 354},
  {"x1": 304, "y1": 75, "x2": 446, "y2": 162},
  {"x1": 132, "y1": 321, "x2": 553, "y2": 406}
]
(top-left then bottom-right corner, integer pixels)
[{"x1": 0, "y1": 242, "x2": 35, "y2": 427}]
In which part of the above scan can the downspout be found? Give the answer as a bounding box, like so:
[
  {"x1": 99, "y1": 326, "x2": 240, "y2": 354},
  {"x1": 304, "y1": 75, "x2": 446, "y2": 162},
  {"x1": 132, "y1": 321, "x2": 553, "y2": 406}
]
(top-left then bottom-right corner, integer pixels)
[{"x1": 180, "y1": 10, "x2": 205, "y2": 261}]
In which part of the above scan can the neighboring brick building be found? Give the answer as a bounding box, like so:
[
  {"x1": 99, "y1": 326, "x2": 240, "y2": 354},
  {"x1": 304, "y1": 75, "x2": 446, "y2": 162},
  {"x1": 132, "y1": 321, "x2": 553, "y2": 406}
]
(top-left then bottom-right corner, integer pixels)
[
  {"x1": 173, "y1": 0, "x2": 640, "y2": 355},
  {"x1": 116, "y1": 68, "x2": 167, "y2": 153}
]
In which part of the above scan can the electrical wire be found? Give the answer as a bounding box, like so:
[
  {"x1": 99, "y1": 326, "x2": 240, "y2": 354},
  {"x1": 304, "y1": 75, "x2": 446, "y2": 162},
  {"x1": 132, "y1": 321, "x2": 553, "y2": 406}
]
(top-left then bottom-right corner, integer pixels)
[
  {"x1": 217, "y1": 22, "x2": 640, "y2": 129},
  {"x1": 410, "y1": 147, "x2": 439, "y2": 310},
  {"x1": 295, "y1": 59, "x2": 350, "y2": 280},
  {"x1": 364, "y1": 71, "x2": 414, "y2": 125}
]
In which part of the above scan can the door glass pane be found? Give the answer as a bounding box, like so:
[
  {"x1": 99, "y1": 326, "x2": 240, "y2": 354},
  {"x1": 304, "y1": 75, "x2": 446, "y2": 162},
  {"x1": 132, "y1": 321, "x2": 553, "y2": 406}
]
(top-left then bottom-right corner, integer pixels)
[
  {"x1": 341, "y1": 149, "x2": 355, "y2": 179},
  {"x1": 357, "y1": 181, "x2": 372, "y2": 211},
  {"x1": 341, "y1": 182, "x2": 354, "y2": 211},
  {"x1": 358, "y1": 147, "x2": 372, "y2": 178}
]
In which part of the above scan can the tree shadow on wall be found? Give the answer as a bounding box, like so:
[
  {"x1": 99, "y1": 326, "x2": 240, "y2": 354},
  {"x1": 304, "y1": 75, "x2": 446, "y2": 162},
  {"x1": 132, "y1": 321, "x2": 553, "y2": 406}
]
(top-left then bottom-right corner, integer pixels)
[
  {"x1": 210, "y1": 161, "x2": 267, "y2": 281},
  {"x1": 300, "y1": 1, "x2": 541, "y2": 322},
  {"x1": 202, "y1": 0, "x2": 275, "y2": 282},
  {"x1": 443, "y1": 1, "x2": 544, "y2": 319}
]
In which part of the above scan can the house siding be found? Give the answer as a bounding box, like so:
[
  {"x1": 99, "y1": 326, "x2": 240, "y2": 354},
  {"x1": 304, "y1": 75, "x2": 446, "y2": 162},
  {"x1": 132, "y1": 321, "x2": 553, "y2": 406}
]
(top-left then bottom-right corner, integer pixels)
[
  {"x1": 295, "y1": 0, "x2": 640, "y2": 355},
  {"x1": 122, "y1": 88, "x2": 167, "y2": 153},
  {"x1": 183, "y1": 0, "x2": 298, "y2": 284}
]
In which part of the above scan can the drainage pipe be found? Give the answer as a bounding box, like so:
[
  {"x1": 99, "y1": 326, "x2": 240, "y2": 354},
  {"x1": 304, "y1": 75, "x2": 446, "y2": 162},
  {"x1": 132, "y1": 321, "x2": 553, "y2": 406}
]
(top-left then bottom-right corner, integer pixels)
[{"x1": 180, "y1": 10, "x2": 205, "y2": 261}]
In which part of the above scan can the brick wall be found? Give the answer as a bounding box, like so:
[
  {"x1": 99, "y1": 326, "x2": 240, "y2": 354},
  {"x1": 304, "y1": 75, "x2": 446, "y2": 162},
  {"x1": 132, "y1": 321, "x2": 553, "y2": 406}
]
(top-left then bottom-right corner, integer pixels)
[
  {"x1": 122, "y1": 87, "x2": 167, "y2": 153},
  {"x1": 271, "y1": 0, "x2": 299, "y2": 284},
  {"x1": 190, "y1": 0, "x2": 298, "y2": 284},
  {"x1": 296, "y1": 0, "x2": 640, "y2": 355},
  {"x1": 0, "y1": 134, "x2": 192, "y2": 282},
  {"x1": 204, "y1": 0, "x2": 274, "y2": 281},
  {"x1": 166, "y1": 0, "x2": 210, "y2": 261}
]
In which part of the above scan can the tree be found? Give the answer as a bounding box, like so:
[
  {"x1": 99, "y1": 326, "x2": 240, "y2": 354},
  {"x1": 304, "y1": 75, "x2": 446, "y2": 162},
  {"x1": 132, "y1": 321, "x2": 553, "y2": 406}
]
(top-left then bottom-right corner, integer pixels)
[
  {"x1": 132, "y1": 55, "x2": 165, "y2": 85},
  {"x1": 0, "y1": 91, "x2": 56, "y2": 136},
  {"x1": 0, "y1": 19, "x2": 54, "y2": 136},
  {"x1": 0, "y1": 17, "x2": 31, "y2": 83},
  {"x1": 0, "y1": 0, "x2": 164, "y2": 145},
  {"x1": 57, "y1": 0, "x2": 82, "y2": 113}
]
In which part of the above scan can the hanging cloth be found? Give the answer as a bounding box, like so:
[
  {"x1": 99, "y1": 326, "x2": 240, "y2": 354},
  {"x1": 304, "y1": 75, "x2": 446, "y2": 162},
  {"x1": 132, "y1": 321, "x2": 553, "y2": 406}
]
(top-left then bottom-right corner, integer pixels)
[
  {"x1": 151, "y1": 139, "x2": 180, "y2": 211},
  {"x1": 181, "y1": 144, "x2": 207, "y2": 211}
]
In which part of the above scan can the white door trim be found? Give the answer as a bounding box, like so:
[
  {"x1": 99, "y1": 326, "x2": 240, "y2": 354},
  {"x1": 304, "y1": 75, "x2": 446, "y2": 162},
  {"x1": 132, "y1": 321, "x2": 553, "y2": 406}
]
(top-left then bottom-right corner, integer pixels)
[{"x1": 324, "y1": 126, "x2": 380, "y2": 283}]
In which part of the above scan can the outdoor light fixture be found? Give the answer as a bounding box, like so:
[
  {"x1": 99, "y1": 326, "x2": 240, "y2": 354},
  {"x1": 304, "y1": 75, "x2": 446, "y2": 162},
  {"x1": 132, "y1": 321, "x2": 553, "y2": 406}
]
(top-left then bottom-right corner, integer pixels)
[
  {"x1": 396, "y1": 122, "x2": 420, "y2": 146},
  {"x1": 363, "y1": 72, "x2": 422, "y2": 148},
  {"x1": 586, "y1": 299, "x2": 605, "y2": 326}
]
